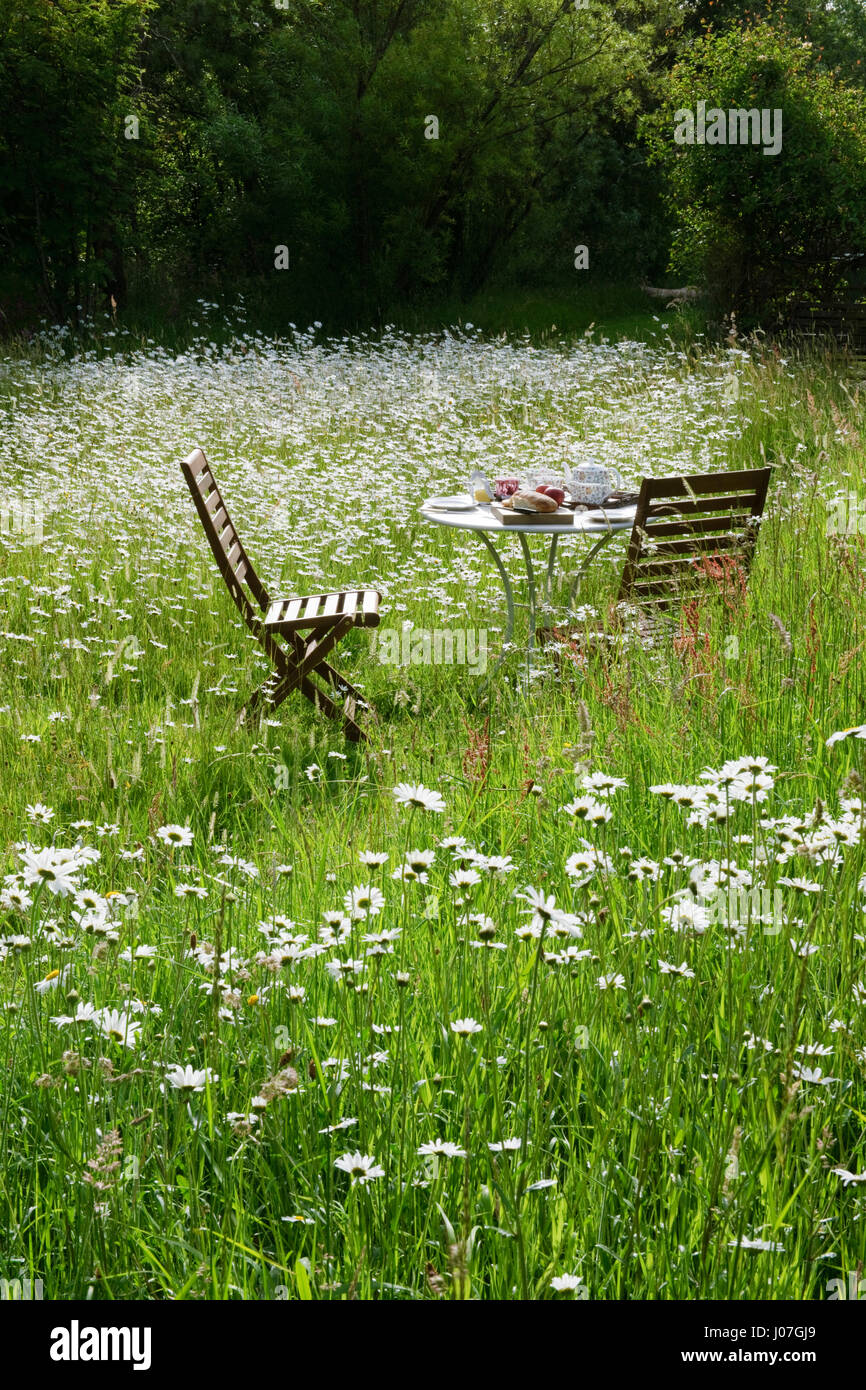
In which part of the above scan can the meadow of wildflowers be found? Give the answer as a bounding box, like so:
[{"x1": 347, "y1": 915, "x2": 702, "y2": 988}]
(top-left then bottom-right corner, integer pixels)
[{"x1": 0, "y1": 308, "x2": 865, "y2": 1300}]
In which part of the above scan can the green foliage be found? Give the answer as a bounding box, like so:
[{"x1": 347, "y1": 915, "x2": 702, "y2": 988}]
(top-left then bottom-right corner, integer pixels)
[
  {"x1": 0, "y1": 0, "x2": 674, "y2": 326},
  {"x1": 0, "y1": 0, "x2": 150, "y2": 322},
  {"x1": 641, "y1": 19, "x2": 866, "y2": 317}
]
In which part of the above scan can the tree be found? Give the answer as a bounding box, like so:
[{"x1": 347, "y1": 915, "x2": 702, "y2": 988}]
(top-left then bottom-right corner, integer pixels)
[
  {"x1": 0, "y1": 0, "x2": 148, "y2": 323},
  {"x1": 641, "y1": 19, "x2": 866, "y2": 318}
]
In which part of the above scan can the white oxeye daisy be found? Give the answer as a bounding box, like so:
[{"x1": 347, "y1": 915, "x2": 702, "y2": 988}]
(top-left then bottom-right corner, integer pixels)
[
  {"x1": 35, "y1": 966, "x2": 69, "y2": 994},
  {"x1": 450, "y1": 1017, "x2": 482, "y2": 1037},
  {"x1": 95, "y1": 1008, "x2": 142, "y2": 1047},
  {"x1": 551, "y1": 1273, "x2": 585, "y2": 1292},
  {"x1": 826, "y1": 724, "x2": 866, "y2": 748},
  {"x1": 417, "y1": 1139, "x2": 467, "y2": 1159},
  {"x1": 25, "y1": 803, "x2": 55, "y2": 824},
  {"x1": 344, "y1": 885, "x2": 385, "y2": 918},
  {"x1": 449, "y1": 868, "x2": 481, "y2": 889},
  {"x1": 164, "y1": 1063, "x2": 218, "y2": 1092},
  {"x1": 1, "y1": 886, "x2": 32, "y2": 912},
  {"x1": 74, "y1": 888, "x2": 103, "y2": 911},
  {"x1": 20, "y1": 847, "x2": 81, "y2": 897},
  {"x1": 516, "y1": 886, "x2": 559, "y2": 932},
  {"x1": 405, "y1": 849, "x2": 436, "y2": 871},
  {"x1": 562, "y1": 796, "x2": 612, "y2": 823},
  {"x1": 597, "y1": 972, "x2": 625, "y2": 991},
  {"x1": 580, "y1": 771, "x2": 627, "y2": 796},
  {"x1": 318, "y1": 1117, "x2": 358, "y2": 1134},
  {"x1": 777, "y1": 876, "x2": 822, "y2": 894},
  {"x1": 393, "y1": 783, "x2": 446, "y2": 813},
  {"x1": 727, "y1": 1237, "x2": 785, "y2": 1252},
  {"x1": 831, "y1": 1168, "x2": 866, "y2": 1186},
  {"x1": 658, "y1": 959, "x2": 695, "y2": 979},
  {"x1": 175, "y1": 883, "x2": 208, "y2": 898},
  {"x1": 333, "y1": 1151, "x2": 385, "y2": 1185},
  {"x1": 156, "y1": 824, "x2": 194, "y2": 848}
]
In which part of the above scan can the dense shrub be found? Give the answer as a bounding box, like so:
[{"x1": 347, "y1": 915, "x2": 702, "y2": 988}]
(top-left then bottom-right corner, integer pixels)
[{"x1": 641, "y1": 20, "x2": 866, "y2": 317}]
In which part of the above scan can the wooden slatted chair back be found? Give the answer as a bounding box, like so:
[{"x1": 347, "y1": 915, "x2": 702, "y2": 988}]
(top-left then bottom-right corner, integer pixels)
[
  {"x1": 181, "y1": 448, "x2": 270, "y2": 628},
  {"x1": 618, "y1": 467, "x2": 771, "y2": 608}
]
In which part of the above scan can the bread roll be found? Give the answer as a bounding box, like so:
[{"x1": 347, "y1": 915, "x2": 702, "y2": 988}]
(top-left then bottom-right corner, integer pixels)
[{"x1": 512, "y1": 489, "x2": 558, "y2": 513}]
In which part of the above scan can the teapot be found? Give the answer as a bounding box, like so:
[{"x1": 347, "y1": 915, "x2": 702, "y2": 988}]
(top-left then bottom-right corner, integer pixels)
[{"x1": 568, "y1": 460, "x2": 624, "y2": 506}]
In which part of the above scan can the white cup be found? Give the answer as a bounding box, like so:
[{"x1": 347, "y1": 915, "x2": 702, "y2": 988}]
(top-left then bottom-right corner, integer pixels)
[{"x1": 568, "y1": 462, "x2": 624, "y2": 505}]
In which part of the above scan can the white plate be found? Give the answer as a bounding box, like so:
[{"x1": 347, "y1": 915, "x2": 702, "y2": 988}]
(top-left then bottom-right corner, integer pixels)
[
  {"x1": 584, "y1": 506, "x2": 634, "y2": 523},
  {"x1": 425, "y1": 494, "x2": 475, "y2": 511}
]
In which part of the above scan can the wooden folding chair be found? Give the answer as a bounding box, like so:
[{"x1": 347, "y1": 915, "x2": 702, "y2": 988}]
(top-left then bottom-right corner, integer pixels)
[
  {"x1": 618, "y1": 467, "x2": 771, "y2": 609},
  {"x1": 181, "y1": 448, "x2": 380, "y2": 741}
]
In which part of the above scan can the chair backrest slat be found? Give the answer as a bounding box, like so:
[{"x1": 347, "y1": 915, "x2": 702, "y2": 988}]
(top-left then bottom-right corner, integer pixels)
[
  {"x1": 618, "y1": 467, "x2": 771, "y2": 608},
  {"x1": 181, "y1": 448, "x2": 270, "y2": 624}
]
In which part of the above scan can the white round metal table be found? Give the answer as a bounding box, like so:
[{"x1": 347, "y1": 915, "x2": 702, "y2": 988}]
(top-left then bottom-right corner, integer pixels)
[{"x1": 419, "y1": 499, "x2": 636, "y2": 670}]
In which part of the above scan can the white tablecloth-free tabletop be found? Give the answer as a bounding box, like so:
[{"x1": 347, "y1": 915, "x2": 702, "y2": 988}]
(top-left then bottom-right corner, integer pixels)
[{"x1": 419, "y1": 500, "x2": 636, "y2": 536}]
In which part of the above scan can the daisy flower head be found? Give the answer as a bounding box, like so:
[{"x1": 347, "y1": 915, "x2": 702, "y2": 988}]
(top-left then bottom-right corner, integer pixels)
[
  {"x1": 551, "y1": 1273, "x2": 586, "y2": 1294},
  {"x1": 34, "y1": 966, "x2": 70, "y2": 994},
  {"x1": 658, "y1": 959, "x2": 695, "y2": 979},
  {"x1": 164, "y1": 1063, "x2": 218, "y2": 1092},
  {"x1": 359, "y1": 851, "x2": 389, "y2": 868},
  {"x1": 579, "y1": 771, "x2": 627, "y2": 797},
  {"x1": 516, "y1": 886, "x2": 560, "y2": 933},
  {"x1": 1, "y1": 885, "x2": 32, "y2": 912},
  {"x1": 344, "y1": 885, "x2": 385, "y2": 918},
  {"x1": 597, "y1": 972, "x2": 625, "y2": 991},
  {"x1": 175, "y1": 882, "x2": 208, "y2": 899},
  {"x1": 450, "y1": 1017, "x2": 483, "y2": 1037},
  {"x1": 393, "y1": 783, "x2": 445, "y2": 813},
  {"x1": 826, "y1": 724, "x2": 866, "y2": 748},
  {"x1": 417, "y1": 1139, "x2": 467, "y2": 1159},
  {"x1": 20, "y1": 846, "x2": 81, "y2": 897},
  {"x1": 95, "y1": 1008, "x2": 142, "y2": 1048},
  {"x1": 318, "y1": 1117, "x2": 358, "y2": 1134},
  {"x1": 831, "y1": 1168, "x2": 866, "y2": 1186},
  {"x1": 777, "y1": 876, "x2": 822, "y2": 895},
  {"x1": 562, "y1": 796, "x2": 612, "y2": 823},
  {"x1": 406, "y1": 849, "x2": 436, "y2": 872},
  {"x1": 156, "y1": 824, "x2": 194, "y2": 848},
  {"x1": 334, "y1": 1151, "x2": 385, "y2": 1185},
  {"x1": 449, "y1": 868, "x2": 481, "y2": 889}
]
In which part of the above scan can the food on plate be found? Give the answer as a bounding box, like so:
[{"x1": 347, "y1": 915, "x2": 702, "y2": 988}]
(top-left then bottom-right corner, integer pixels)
[{"x1": 512, "y1": 489, "x2": 558, "y2": 513}]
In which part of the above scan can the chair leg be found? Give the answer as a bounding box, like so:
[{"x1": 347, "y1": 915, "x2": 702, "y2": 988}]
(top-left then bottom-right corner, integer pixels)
[
  {"x1": 314, "y1": 658, "x2": 366, "y2": 704},
  {"x1": 239, "y1": 619, "x2": 370, "y2": 741},
  {"x1": 299, "y1": 672, "x2": 365, "y2": 742}
]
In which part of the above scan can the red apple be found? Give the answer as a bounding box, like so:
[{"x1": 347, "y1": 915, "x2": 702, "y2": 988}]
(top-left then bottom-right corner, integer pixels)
[{"x1": 545, "y1": 486, "x2": 565, "y2": 507}]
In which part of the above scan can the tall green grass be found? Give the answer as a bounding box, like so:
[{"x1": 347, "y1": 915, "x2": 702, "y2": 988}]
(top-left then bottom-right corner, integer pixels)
[{"x1": 0, "y1": 320, "x2": 864, "y2": 1300}]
